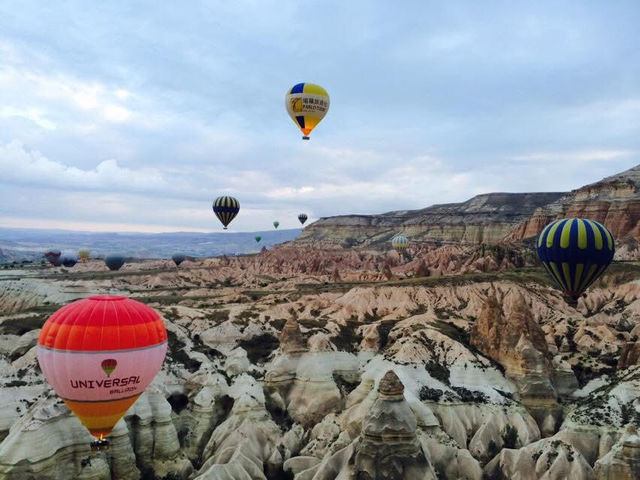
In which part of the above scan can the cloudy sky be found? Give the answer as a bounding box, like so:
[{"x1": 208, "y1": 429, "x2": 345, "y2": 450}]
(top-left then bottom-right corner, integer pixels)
[{"x1": 1, "y1": 1, "x2": 639, "y2": 232}]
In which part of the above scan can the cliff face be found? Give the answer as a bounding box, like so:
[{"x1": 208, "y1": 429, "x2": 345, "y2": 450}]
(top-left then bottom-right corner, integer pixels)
[
  {"x1": 508, "y1": 165, "x2": 640, "y2": 242},
  {"x1": 297, "y1": 192, "x2": 563, "y2": 246},
  {"x1": 297, "y1": 164, "x2": 640, "y2": 249}
]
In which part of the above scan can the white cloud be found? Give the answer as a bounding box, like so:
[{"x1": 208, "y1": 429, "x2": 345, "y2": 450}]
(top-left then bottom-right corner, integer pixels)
[
  {"x1": 0, "y1": 140, "x2": 170, "y2": 194},
  {"x1": 0, "y1": 106, "x2": 56, "y2": 130},
  {"x1": 103, "y1": 104, "x2": 132, "y2": 123}
]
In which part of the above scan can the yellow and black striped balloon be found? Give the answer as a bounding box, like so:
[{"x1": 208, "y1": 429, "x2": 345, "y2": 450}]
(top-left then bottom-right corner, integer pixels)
[
  {"x1": 536, "y1": 218, "x2": 614, "y2": 301},
  {"x1": 212, "y1": 196, "x2": 240, "y2": 229}
]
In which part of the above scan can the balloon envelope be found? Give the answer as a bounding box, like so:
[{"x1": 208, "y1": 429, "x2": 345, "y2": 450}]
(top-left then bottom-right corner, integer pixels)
[
  {"x1": 536, "y1": 218, "x2": 615, "y2": 301},
  {"x1": 37, "y1": 296, "x2": 167, "y2": 440},
  {"x1": 78, "y1": 249, "x2": 90, "y2": 263},
  {"x1": 285, "y1": 83, "x2": 330, "y2": 140},
  {"x1": 298, "y1": 213, "x2": 308, "y2": 225},
  {"x1": 273, "y1": 221, "x2": 279, "y2": 229},
  {"x1": 255, "y1": 236, "x2": 262, "y2": 243},
  {"x1": 61, "y1": 256, "x2": 78, "y2": 268},
  {"x1": 212, "y1": 196, "x2": 240, "y2": 229},
  {"x1": 104, "y1": 255, "x2": 125, "y2": 271},
  {"x1": 391, "y1": 235, "x2": 409, "y2": 251},
  {"x1": 171, "y1": 254, "x2": 186, "y2": 266},
  {"x1": 44, "y1": 250, "x2": 62, "y2": 265}
]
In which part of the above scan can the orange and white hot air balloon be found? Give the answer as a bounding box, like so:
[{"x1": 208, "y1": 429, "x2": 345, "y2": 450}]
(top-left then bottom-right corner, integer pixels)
[{"x1": 37, "y1": 295, "x2": 167, "y2": 450}]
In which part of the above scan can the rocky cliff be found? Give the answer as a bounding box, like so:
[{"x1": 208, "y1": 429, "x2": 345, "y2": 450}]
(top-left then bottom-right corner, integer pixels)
[
  {"x1": 296, "y1": 164, "x2": 640, "y2": 250},
  {"x1": 298, "y1": 192, "x2": 563, "y2": 247},
  {"x1": 508, "y1": 165, "x2": 640, "y2": 247}
]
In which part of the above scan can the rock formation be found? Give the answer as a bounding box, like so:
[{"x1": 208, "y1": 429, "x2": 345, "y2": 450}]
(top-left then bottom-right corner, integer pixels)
[
  {"x1": 485, "y1": 435, "x2": 595, "y2": 479},
  {"x1": 1, "y1": 223, "x2": 640, "y2": 479},
  {"x1": 353, "y1": 370, "x2": 436, "y2": 479},
  {"x1": 594, "y1": 425, "x2": 640, "y2": 479},
  {"x1": 297, "y1": 192, "x2": 563, "y2": 246},
  {"x1": 471, "y1": 292, "x2": 562, "y2": 435},
  {"x1": 286, "y1": 370, "x2": 437, "y2": 479},
  {"x1": 509, "y1": 164, "x2": 640, "y2": 244}
]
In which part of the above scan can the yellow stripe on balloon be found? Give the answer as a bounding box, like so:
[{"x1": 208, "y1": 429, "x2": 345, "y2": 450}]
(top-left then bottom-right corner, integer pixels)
[
  {"x1": 562, "y1": 262, "x2": 572, "y2": 291},
  {"x1": 538, "y1": 223, "x2": 552, "y2": 248},
  {"x1": 577, "y1": 219, "x2": 587, "y2": 249},
  {"x1": 549, "y1": 262, "x2": 568, "y2": 291},
  {"x1": 560, "y1": 219, "x2": 574, "y2": 248},
  {"x1": 604, "y1": 227, "x2": 614, "y2": 250},
  {"x1": 546, "y1": 221, "x2": 562, "y2": 248},
  {"x1": 584, "y1": 264, "x2": 609, "y2": 290},
  {"x1": 585, "y1": 220, "x2": 603, "y2": 250},
  {"x1": 578, "y1": 264, "x2": 599, "y2": 292},
  {"x1": 574, "y1": 263, "x2": 584, "y2": 292}
]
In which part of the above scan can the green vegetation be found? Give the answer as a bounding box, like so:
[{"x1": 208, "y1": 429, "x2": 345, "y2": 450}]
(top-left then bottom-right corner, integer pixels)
[
  {"x1": 331, "y1": 320, "x2": 362, "y2": 351},
  {"x1": 238, "y1": 333, "x2": 279, "y2": 364},
  {"x1": 501, "y1": 424, "x2": 518, "y2": 449}
]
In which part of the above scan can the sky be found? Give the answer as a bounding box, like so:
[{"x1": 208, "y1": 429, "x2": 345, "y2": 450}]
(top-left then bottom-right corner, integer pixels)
[{"x1": 0, "y1": 1, "x2": 639, "y2": 233}]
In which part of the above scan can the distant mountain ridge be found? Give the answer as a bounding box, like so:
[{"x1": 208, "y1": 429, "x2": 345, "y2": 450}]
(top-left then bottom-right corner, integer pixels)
[
  {"x1": 0, "y1": 228, "x2": 302, "y2": 262},
  {"x1": 297, "y1": 192, "x2": 563, "y2": 247},
  {"x1": 298, "y1": 164, "x2": 640, "y2": 247}
]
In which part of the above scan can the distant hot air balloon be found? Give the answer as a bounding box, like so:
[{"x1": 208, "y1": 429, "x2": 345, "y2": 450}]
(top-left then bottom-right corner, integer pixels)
[
  {"x1": 212, "y1": 196, "x2": 240, "y2": 230},
  {"x1": 537, "y1": 218, "x2": 615, "y2": 305},
  {"x1": 104, "y1": 255, "x2": 126, "y2": 271},
  {"x1": 61, "y1": 255, "x2": 78, "y2": 268},
  {"x1": 37, "y1": 296, "x2": 167, "y2": 451},
  {"x1": 78, "y1": 249, "x2": 90, "y2": 263},
  {"x1": 285, "y1": 83, "x2": 330, "y2": 140},
  {"x1": 273, "y1": 221, "x2": 280, "y2": 229},
  {"x1": 171, "y1": 254, "x2": 186, "y2": 267},
  {"x1": 391, "y1": 234, "x2": 409, "y2": 251},
  {"x1": 298, "y1": 213, "x2": 308, "y2": 225},
  {"x1": 255, "y1": 235, "x2": 262, "y2": 243},
  {"x1": 44, "y1": 250, "x2": 62, "y2": 266}
]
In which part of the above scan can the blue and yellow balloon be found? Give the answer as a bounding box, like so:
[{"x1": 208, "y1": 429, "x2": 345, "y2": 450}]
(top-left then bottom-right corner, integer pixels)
[
  {"x1": 536, "y1": 218, "x2": 614, "y2": 304},
  {"x1": 285, "y1": 83, "x2": 330, "y2": 140}
]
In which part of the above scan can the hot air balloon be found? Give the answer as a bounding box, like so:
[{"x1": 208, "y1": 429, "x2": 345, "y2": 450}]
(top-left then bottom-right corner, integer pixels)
[
  {"x1": 391, "y1": 234, "x2": 409, "y2": 251},
  {"x1": 255, "y1": 235, "x2": 262, "y2": 243},
  {"x1": 212, "y1": 196, "x2": 240, "y2": 230},
  {"x1": 285, "y1": 83, "x2": 330, "y2": 140},
  {"x1": 537, "y1": 218, "x2": 615, "y2": 305},
  {"x1": 273, "y1": 221, "x2": 280, "y2": 229},
  {"x1": 105, "y1": 255, "x2": 126, "y2": 271},
  {"x1": 171, "y1": 254, "x2": 186, "y2": 267},
  {"x1": 37, "y1": 295, "x2": 167, "y2": 451},
  {"x1": 78, "y1": 249, "x2": 90, "y2": 263},
  {"x1": 298, "y1": 213, "x2": 308, "y2": 225},
  {"x1": 44, "y1": 250, "x2": 62, "y2": 266},
  {"x1": 61, "y1": 255, "x2": 78, "y2": 268}
]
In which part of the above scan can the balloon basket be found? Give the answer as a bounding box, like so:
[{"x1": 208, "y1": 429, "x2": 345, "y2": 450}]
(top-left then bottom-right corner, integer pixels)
[
  {"x1": 564, "y1": 295, "x2": 579, "y2": 308},
  {"x1": 90, "y1": 439, "x2": 110, "y2": 452},
  {"x1": 302, "y1": 136, "x2": 310, "y2": 140}
]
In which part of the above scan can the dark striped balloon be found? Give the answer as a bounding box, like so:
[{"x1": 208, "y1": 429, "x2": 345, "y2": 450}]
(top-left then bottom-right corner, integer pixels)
[
  {"x1": 536, "y1": 218, "x2": 614, "y2": 302},
  {"x1": 212, "y1": 196, "x2": 240, "y2": 229},
  {"x1": 298, "y1": 213, "x2": 308, "y2": 225},
  {"x1": 61, "y1": 256, "x2": 78, "y2": 268},
  {"x1": 171, "y1": 254, "x2": 186, "y2": 267},
  {"x1": 105, "y1": 255, "x2": 126, "y2": 271}
]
